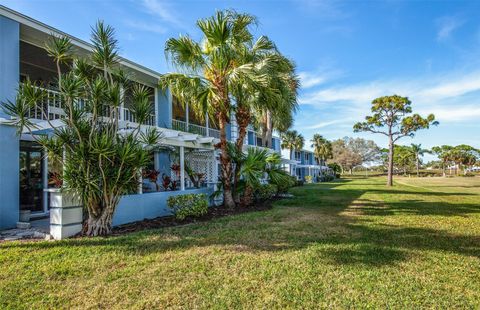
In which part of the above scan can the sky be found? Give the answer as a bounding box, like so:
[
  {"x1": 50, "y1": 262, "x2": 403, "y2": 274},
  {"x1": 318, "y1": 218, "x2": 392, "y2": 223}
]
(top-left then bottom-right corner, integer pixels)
[{"x1": 2, "y1": 0, "x2": 480, "y2": 158}]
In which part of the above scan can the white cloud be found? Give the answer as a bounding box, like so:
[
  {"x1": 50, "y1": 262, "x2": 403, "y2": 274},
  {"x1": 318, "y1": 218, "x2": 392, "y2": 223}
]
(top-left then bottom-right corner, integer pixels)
[
  {"x1": 141, "y1": 0, "x2": 182, "y2": 28},
  {"x1": 125, "y1": 20, "x2": 167, "y2": 34},
  {"x1": 419, "y1": 105, "x2": 480, "y2": 122},
  {"x1": 298, "y1": 72, "x2": 328, "y2": 89},
  {"x1": 301, "y1": 119, "x2": 351, "y2": 130},
  {"x1": 436, "y1": 16, "x2": 465, "y2": 41},
  {"x1": 417, "y1": 72, "x2": 480, "y2": 100},
  {"x1": 298, "y1": 69, "x2": 480, "y2": 125},
  {"x1": 298, "y1": 67, "x2": 343, "y2": 89},
  {"x1": 299, "y1": 81, "x2": 403, "y2": 105}
]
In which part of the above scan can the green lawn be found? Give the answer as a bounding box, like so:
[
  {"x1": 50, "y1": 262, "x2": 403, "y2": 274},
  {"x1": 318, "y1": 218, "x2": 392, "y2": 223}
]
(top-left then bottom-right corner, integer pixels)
[{"x1": 1, "y1": 177, "x2": 479, "y2": 309}]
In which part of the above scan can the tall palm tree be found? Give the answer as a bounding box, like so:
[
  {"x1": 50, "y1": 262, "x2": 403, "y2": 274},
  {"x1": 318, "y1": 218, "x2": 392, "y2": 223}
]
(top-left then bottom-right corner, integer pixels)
[
  {"x1": 410, "y1": 143, "x2": 428, "y2": 176},
  {"x1": 311, "y1": 134, "x2": 332, "y2": 176},
  {"x1": 281, "y1": 130, "x2": 304, "y2": 175},
  {"x1": 255, "y1": 55, "x2": 299, "y2": 148},
  {"x1": 159, "y1": 10, "x2": 265, "y2": 208},
  {"x1": 231, "y1": 36, "x2": 277, "y2": 152}
]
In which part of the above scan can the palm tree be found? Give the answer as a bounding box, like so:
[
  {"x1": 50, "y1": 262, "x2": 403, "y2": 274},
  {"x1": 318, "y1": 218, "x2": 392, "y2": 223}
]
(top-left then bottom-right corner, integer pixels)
[
  {"x1": 311, "y1": 134, "x2": 332, "y2": 177},
  {"x1": 410, "y1": 143, "x2": 429, "y2": 176},
  {"x1": 281, "y1": 130, "x2": 304, "y2": 175},
  {"x1": 159, "y1": 10, "x2": 265, "y2": 208},
  {"x1": 254, "y1": 55, "x2": 299, "y2": 149},
  {"x1": 230, "y1": 36, "x2": 277, "y2": 152},
  {"x1": 234, "y1": 147, "x2": 291, "y2": 207}
]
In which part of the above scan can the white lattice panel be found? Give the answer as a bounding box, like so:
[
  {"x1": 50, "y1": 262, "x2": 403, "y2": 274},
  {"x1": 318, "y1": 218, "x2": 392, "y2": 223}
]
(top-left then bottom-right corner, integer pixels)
[{"x1": 185, "y1": 150, "x2": 217, "y2": 183}]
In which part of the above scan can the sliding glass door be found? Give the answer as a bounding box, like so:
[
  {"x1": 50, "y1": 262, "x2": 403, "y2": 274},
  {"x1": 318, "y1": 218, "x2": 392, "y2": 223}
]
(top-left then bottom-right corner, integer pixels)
[{"x1": 19, "y1": 141, "x2": 45, "y2": 214}]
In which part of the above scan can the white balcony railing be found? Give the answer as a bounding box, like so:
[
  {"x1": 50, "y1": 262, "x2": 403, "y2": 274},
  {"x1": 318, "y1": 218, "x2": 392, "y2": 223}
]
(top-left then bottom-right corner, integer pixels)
[
  {"x1": 26, "y1": 85, "x2": 155, "y2": 126},
  {"x1": 172, "y1": 119, "x2": 220, "y2": 139}
]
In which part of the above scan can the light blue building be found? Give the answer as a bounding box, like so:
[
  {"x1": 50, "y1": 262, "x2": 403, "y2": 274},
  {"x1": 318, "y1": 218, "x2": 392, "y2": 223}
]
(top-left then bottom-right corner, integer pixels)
[
  {"x1": 281, "y1": 148, "x2": 331, "y2": 182},
  {"x1": 0, "y1": 6, "x2": 282, "y2": 230}
]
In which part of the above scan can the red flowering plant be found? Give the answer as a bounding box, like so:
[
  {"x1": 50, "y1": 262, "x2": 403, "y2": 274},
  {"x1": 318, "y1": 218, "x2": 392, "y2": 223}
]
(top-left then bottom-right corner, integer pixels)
[
  {"x1": 171, "y1": 164, "x2": 181, "y2": 177},
  {"x1": 143, "y1": 169, "x2": 161, "y2": 191},
  {"x1": 161, "y1": 174, "x2": 172, "y2": 191},
  {"x1": 48, "y1": 172, "x2": 63, "y2": 188}
]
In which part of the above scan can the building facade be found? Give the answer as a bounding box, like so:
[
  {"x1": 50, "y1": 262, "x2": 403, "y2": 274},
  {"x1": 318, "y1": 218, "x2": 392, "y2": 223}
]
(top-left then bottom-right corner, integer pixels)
[
  {"x1": 0, "y1": 6, "x2": 284, "y2": 229},
  {"x1": 281, "y1": 148, "x2": 331, "y2": 182}
]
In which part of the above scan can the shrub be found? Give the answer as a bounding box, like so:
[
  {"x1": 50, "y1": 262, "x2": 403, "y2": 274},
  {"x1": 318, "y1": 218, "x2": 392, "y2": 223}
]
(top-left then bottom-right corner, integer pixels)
[
  {"x1": 277, "y1": 176, "x2": 296, "y2": 194},
  {"x1": 305, "y1": 175, "x2": 313, "y2": 183},
  {"x1": 167, "y1": 193, "x2": 209, "y2": 221},
  {"x1": 255, "y1": 184, "x2": 277, "y2": 201},
  {"x1": 296, "y1": 180, "x2": 304, "y2": 186},
  {"x1": 319, "y1": 175, "x2": 335, "y2": 182}
]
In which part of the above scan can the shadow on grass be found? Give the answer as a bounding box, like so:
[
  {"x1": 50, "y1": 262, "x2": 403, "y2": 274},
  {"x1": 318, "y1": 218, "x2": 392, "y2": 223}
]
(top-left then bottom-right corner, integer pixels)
[{"x1": 2, "y1": 178, "x2": 479, "y2": 267}]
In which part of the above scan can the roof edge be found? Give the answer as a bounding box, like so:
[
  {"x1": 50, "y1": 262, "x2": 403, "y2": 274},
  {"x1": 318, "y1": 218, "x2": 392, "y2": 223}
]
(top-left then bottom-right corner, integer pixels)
[{"x1": 0, "y1": 5, "x2": 162, "y2": 80}]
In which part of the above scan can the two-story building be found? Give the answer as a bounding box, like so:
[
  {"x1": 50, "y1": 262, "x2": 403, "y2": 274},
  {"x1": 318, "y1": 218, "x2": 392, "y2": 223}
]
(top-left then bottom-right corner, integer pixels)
[
  {"x1": 0, "y1": 6, "x2": 282, "y2": 231},
  {"x1": 281, "y1": 148, "x2": 331, "y2": 182}
]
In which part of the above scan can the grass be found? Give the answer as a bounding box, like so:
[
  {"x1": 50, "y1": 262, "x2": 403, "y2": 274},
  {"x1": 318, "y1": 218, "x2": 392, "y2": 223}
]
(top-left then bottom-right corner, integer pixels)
[{"x1": 1, "y1": 176, "x2": 479, "y2": 309}]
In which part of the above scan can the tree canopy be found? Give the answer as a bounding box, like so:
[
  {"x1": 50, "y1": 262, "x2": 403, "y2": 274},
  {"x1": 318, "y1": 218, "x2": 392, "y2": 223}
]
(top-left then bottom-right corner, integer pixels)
[{"x1": 354, "y1": 95, "x2": 438, "y2": 186}]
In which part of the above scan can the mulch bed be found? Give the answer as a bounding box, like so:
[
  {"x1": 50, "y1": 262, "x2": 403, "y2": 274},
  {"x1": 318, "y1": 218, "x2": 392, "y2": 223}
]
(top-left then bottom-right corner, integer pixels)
[
  {"x1": 1, "y1": 198, "x2": 283, "y2": 243},
  {"x1": 111, "y1": 198, "x2": 280, "y2": 236}
]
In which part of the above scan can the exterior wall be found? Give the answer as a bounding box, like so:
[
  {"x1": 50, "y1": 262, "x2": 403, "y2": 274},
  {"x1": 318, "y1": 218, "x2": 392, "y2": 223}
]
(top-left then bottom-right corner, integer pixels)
[
  {"x1": 156, "y1": 88, "x2": 172, "y2": 129},
  {"x1": 155, "y1": 88, "x2": 173, "y2": 177},
  {"x1": 0, "y1": 126, "x2": 20, "y2": 229},
  {"x1": 113, "y1": 187, "x2": 213, "y2": 226},
  {"x1": 0, "y1": 16, "x2": 20, "y2": 229}
]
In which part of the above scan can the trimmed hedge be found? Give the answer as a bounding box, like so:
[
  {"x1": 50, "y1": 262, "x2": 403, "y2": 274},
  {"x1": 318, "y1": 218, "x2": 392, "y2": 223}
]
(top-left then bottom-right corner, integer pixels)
[{"x1": 167, "y1": 193, "x2": 209, "y2": 221}]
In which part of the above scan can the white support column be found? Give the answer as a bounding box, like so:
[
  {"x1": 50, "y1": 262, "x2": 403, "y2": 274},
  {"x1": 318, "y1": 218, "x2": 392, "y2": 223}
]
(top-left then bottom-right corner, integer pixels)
[
  {"x1": 154, "y1": 151, "x2": 160, "y2": 171},
  {"x1": 42, "y1": 151, "x2": 49, "y2": 214},
  {"x1": 180, "y1": 146, "x2": 185, "y2": 191},
  {"x1": 205, "y1": 112, "x2": 209, "y2": 137},
  {"x1": 185, "y1": 103, "x2": 189, "y2": 130},
  {"x1": 213, "y1": 150, "x2": 218, "y2": 190},
  {"x1": 119, "y1": 85, "x2": 125, "y2": 122},
  {"x1": 154, "y1": 88, "x2": 159, "y2": 127},
  {"x1": 137, "y1": 170, "x2": 143, "y2": 194},
  {"x1": 62, "y1": 146, "x2": 66, "y2": 187}
]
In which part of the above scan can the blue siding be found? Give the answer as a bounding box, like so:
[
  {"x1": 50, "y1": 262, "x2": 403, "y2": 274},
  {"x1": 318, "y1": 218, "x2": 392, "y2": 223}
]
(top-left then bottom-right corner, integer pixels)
[
  {"x1": 0, "y1": 125, "x2": 19, "y2": 229},
  {"x1": 113, "y1": 187, "x2": 214, "y2": 226},
  {"x1": 0, "y1": 16, "x2": 19, "y2": 229},
  {"x1": 156, "y1": 88, "x2": 172, "y2": 129}
]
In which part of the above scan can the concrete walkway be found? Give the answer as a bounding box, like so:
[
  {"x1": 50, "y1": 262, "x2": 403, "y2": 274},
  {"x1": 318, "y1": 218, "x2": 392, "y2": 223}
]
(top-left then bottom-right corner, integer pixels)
[{"x1": 0, "y1": 218, "x2": 51, "y2": 241}]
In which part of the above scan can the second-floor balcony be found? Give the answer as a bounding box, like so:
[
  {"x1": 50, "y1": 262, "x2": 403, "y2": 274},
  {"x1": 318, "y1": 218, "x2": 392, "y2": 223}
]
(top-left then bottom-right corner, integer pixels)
[
  {"x1": 172, "y1": 119, "x2": 220, "y2": 139},
  {"x1": 26, "y1": 86, "x2": 156, "y2": 126}
]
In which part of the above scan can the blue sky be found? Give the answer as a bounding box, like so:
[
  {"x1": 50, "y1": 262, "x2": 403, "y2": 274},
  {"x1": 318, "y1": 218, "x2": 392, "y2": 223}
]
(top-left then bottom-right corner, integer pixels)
[{"x1": 2, "y1": 0, "x2": 480, "y2": 156}]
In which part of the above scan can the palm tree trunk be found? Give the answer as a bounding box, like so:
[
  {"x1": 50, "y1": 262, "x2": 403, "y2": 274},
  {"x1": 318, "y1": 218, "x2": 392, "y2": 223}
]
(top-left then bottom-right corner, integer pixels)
[
  {"x1": 84, "y1": 199, "x2": 116, "y2": 236},
  {"x1": 265, "y1": 111, "x2": 273, "y2": 149},
  {"x1": 239, "y1": 185, "x2": 254, "y2": 207},
  {"x1": 233, "y1": 105, "x2": 251, "y2": 198},
  {"x1": 217, "y1": 111, "x2": 235, "y2": 209}
]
